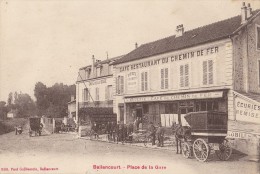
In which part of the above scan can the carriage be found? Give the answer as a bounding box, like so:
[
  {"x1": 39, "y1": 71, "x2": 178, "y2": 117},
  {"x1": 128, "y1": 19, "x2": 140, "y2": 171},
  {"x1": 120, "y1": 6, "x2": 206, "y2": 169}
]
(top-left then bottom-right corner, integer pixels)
[
  {"x1": 29, "y1": 117, "x2": 43, "y2": 137},
  {"x1": 179, "y1": 111, "x2": 232, "y2": 162}
]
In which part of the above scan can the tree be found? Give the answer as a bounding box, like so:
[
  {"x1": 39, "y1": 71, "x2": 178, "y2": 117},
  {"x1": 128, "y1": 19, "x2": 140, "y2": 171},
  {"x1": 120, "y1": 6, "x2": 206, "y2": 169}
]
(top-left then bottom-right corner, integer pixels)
[
  {"x1": 34, "y1": 82, "x2": 76, "y2": 118},
  {"x1": 0, "y1": 101, "x2": 8, "y2": 120},
  {"x1": 7, "y1": 92, "x2": 13, "y2": 106},
  {"x1": 14, "y1": 93, "x2": 36, "y2": 117},
  {"x1": 34, "y1": 82, "x2": 49, "y2": 116}
]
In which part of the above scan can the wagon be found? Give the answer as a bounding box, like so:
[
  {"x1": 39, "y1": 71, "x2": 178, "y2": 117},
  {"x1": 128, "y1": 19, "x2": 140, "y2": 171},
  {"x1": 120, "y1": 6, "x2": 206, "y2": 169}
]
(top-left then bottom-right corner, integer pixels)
[
  {"x1": 180, "y1": 111, "x2": 232, "y2": 162},
  {"x1": 29, "y1": 117, "x2": 43, "y2": 137}
]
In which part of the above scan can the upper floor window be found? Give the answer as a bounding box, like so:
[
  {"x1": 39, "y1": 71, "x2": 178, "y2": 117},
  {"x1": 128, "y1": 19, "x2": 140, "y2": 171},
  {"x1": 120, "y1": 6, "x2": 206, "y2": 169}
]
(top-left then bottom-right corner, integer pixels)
[
  {"x1": 202, "y1": 60, "x2": 214, "y2": 85},
  {"x1": 180, "y1": 64, "x2": 189, "y2": 87},
  {"x1": 141, "y1": 71, "x2": 148, "y2": 91},
  {"x1": 161, "y1": 68, "x2": 169, "y2": 89},
  {"x1": 86, "y1": 69, "x2": 91, "y2": 79},
  {"x1": 117, "y1": 76, "x2": 124, "y2": 94},
  {"x1": 83, "y1": 88, "x2": 89, "y2": 102},
  {"x1": 95, "y1": 87, "x2": 99, "y2": 101},
  {"x1": 108, "y1": 65, "x2": 113, "y2": 75},
  {"x1": 105, "y1": 85, "x2": 113, "y2": 100},
  {"x1": 96, "y1": 67, "x2": 100, "y2": 77},
  {"x1": 257, "y1": 26, "x2": 260, "y2": 50},
  {"x1": 258, "y1": 60, "x2": 260, "y2": 87}
]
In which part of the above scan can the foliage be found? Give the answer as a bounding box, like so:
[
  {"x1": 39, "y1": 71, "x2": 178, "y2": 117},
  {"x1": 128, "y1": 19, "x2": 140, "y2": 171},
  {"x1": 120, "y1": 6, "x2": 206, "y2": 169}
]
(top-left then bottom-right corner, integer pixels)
[
  {"x1": 34, "y1": 82, "x2": 76, "y2": 118},
  {"x1": 0, "y1": 101, "x2": 8, "y2": 120}
]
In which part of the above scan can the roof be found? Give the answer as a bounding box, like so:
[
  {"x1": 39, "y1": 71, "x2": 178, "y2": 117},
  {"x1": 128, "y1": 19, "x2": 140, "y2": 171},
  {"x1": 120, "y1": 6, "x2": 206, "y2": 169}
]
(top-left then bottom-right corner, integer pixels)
[
  {"x1": 79, "y1": 55, "x2": 124, "y2": 70},
  {"x1": 235, "y1": 91, "x2": 260, "y2": 103},
  {"x1": 113, "y1": 10, "x2": 260, "y2": 65}
]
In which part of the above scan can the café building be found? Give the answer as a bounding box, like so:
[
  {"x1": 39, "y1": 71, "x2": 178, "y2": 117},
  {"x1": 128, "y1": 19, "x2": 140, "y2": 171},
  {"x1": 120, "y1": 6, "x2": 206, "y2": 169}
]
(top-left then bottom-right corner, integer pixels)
[{"x1": 113, "y1": 3, "x2": 260, "y2": 158}]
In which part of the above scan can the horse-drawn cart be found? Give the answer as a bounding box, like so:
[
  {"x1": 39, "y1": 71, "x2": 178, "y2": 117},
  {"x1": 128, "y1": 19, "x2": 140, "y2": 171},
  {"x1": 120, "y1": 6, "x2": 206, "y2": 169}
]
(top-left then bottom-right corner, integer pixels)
[
  {"x1": 180, "y1": 111, "x2": 232, "y2": 162},
  {"x1": 29, "y1": 117, "x2": 43, "y2": 137}
]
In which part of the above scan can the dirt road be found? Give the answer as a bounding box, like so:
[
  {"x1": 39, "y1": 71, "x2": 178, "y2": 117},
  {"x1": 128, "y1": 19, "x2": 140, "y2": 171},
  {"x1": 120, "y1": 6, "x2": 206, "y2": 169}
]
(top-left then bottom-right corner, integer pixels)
[{"x1": 0, "y1": 130, "x2": 259, "y2": 174}]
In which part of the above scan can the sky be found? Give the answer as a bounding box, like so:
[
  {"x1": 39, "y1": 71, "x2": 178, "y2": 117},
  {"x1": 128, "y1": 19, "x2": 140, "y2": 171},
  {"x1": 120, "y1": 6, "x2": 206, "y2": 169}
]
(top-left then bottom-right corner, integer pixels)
[{"x1": 0, "y1": 0, "x2": 260, "y2": 102}]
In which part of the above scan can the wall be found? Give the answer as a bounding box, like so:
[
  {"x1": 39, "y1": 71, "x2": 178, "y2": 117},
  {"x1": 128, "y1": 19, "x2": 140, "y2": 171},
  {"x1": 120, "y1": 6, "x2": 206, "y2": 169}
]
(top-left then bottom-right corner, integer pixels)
[
  {"x1": 233, "y1": 15, "x2": 260, "y2": 93},
  {"x1": 115, "y1": 39, "x2": 233, "y2": 98}
]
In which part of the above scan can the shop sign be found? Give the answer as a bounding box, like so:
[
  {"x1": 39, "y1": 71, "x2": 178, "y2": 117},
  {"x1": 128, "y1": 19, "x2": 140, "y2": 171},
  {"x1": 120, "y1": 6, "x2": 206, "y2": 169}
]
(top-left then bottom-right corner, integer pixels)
[
  {"x1": 119, "y1": 46, "x2": 219, "y2": 72},
  {"x1": 124, "y1": 91, "x2": 223, "y2": 103},
  {"x1": 126, "y1": 71, "x2": 137, "y2": 93},
  {"x1": 89, "y1": 79, "x2": 106, "y2": 86},
  {"x1": 235, "y1": 95, "x2": 260, "y2": 124},
  {"x1": 227, "y1": 130, "x2": 260, "y2": 139}
]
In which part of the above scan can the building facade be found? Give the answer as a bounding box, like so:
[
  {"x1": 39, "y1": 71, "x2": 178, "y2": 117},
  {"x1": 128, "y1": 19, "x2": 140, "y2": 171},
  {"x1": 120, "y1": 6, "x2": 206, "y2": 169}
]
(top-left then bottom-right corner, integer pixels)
[
  {"x1": 75, "y1": 55, "x2": 123, "y2": 124},
  {"x1": 113, "y1": 4, "x2": 260, "y2": 157}
]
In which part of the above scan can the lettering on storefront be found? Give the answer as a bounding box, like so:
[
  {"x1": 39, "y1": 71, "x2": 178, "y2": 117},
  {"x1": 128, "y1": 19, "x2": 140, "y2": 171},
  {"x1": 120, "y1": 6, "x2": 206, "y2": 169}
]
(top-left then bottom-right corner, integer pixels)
[
  {"x1": 127, "y1": 72, "x2": 138, "y2": 93},
  {"x1": 235, "y1": 95, "x2": 260, "y2": 124},
  {"x1": 227, "y1": 131, "x2": 252, "y2": 139},
  {"x1": 124, "y1": 91, "x2": 223, "y2": 103},
  {"x1": 119, "y1": 46, "x2": 219, "y2": 72},
  {"x1": 89, "y1": 79, "x2": 106, "y2": 86}
]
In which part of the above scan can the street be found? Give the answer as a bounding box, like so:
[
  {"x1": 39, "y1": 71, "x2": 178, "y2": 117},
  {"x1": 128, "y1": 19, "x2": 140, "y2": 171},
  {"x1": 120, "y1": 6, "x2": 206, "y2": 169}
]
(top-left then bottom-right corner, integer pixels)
[{"x1": 0, "y1": 130, "x2": 259, "y2": 174}]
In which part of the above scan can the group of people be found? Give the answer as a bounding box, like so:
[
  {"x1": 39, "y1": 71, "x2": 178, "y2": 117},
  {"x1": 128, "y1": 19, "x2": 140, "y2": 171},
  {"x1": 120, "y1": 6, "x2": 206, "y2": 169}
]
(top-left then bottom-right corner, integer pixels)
[
  {"x1": 90, "y1": 120, "x2": 165, "y2": 147},
  {"x1": 148, "y1": 122, "x2": 165, "y2": 147}
]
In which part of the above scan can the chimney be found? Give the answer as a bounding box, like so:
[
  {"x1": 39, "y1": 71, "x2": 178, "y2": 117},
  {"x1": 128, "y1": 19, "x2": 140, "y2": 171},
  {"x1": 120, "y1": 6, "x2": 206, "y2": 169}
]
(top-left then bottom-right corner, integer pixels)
[
  {"x1": 135, "y1": 42, "x2": 138, "y2": 49},
  {"x1": 247, "y1": 3, "x2": 252, "y2": 19},
  {"x1": 92, "y1": 55, "x2": 95, "y2": 75},
  {"x1": 176, "y1": 24, "x2": 184, "y2": 37},
  {"x1": 241, "y1": 2, "x2": 247, "y2": 24}
]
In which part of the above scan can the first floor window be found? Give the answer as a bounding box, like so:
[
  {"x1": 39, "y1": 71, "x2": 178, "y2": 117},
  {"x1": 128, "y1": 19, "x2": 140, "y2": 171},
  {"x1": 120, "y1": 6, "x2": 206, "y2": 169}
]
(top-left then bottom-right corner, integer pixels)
[
  {"x1": 180, "y1": 64, "x2": 189, "y2": 87},
  {"x1": 95, "y1": 87, "x2": 99, "y2": 101},
  {"x1": 105, "y1": 85, "x2": 113, "y2": 100},
  {"x1": 83, "y1": 88, "x2": 89, "y2": 101},
  {"x1": 257, "y1": 26, "x2": 260, "y2": 50},
  {"x1": 161, "y1": 68, "x2": 169, "y2": 89},
  {"x1": 258, "y1": 60, "x2": 260, "y2": 86},
  {"x1": 141, "y1": 71, "x2": 148, "y2": 91},
  {"x1": 117, "y1": 76, "x2": 124, "y2": 94},
  {"x1": 202, "y1": 60, "x2": 213, "y2": 85}
]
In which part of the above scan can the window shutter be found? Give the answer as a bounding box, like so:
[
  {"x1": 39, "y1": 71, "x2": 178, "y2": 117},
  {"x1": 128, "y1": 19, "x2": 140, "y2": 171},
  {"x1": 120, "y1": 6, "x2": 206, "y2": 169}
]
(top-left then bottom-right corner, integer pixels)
[
  {"x1": 116, "y1": 76, "x2": 119, "y2": 94},
  {"x1": 257, "y1": 27, "x2": 260, "y2": 49},
  {"x1": 165, "y1": 68, "x2": 168, "y2": 89},
  {"x1": 185, "y1": 64, "x2": 189, "y2": 87},
  {"x1": 145, "y1": 72, "x2": 148, "y2": 91},
  {"x1": 120, "y1": 76, "x2": 124, "y2": 94},
  {"x1": 208, "y1": 60, "x2": 213, "y2": 84},
  {"x1": 203, "y1": 61, "x2": 207, "y2": 85},
  {"x1": 141, "y1": 72, "x2": 144, "y2": 91},
  {"x1": 105, "y1": 86, "x2": 108, "y2": 100},
  {"x1": 161, "y1": 69, "x2": 164, "y2": 89},
  {"x1": 180, "y1": 65, "x2": 184, "y2": 87},
  {"x1": 82, "y1": 89, "x2": 84, "y2": 101}
]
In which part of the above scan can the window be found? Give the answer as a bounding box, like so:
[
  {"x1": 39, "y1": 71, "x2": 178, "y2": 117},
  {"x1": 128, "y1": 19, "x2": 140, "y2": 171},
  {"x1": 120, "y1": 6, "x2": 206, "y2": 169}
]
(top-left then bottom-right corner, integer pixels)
[
  {"x1": 161, "y1": 68, "x2": 169, "y2": 89},
  {"x1": 105, "y1": 85, "x2": 113, "y2": 100},
  {"x1": 202, "y1": 60, "x2": 214, "y2": 85},
  {"x1": 83, "y1": 88, "x2": 89, "y2": 101},
  {"x1": 117, "y1": 76, "x2": 124, "y2": 94},
  {"x1": 180, "y1": 64, "x2": 189, "y2": 87},
  {"x1": 86, "y1": 69, "x2": 91, "y2": 79},
  {"x1": 257, "y1": 26, "x2": 260, "y2": 50},
  {"x1": 95, "y1": 87, "x2": 99, "y2": 101},
  {"x1": 258, "y1": 60, "x2": 260, "y2": 86},
  {"x1": 141, "y1": 71, "x2": 148, "y2": 91},
  {"x1": 108, "y1": 65, "x2": 113, "y2": 75},
  {"x1": 96, "y1": 67, "x2": 100, "y2": 77}
]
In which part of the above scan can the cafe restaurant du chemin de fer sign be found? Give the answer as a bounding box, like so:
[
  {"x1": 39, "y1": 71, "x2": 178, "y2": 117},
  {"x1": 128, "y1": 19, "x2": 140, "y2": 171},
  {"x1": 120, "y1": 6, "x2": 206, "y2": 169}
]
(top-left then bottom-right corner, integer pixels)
[{"x1": 112, "y1": 3, "x2": 260, "y2": 157}]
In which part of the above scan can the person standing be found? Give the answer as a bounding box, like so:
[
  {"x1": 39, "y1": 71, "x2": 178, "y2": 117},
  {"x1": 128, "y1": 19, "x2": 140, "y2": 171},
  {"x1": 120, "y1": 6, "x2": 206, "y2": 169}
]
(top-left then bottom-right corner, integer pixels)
[
  {"x1": 148, "y1": 122, "x2": 156, "y2": 145},
  {"x1": 156, "y1": 122, "x2": 165, "y2": 147}
]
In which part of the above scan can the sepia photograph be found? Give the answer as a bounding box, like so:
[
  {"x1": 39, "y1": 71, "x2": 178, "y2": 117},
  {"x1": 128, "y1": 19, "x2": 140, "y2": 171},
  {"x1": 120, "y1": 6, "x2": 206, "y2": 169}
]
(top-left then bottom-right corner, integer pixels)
[{"x1": 0, "y1": 0, "x2": 260, "y2": 174}]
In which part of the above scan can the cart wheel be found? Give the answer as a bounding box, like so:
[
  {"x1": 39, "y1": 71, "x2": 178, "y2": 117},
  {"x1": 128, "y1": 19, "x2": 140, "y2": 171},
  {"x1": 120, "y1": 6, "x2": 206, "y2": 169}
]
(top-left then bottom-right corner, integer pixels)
[
  {"x1": 193, "y1": 138, "x2": 209, "y2": 162},
  {"x1": 182, "y1": 142, "x2": 192, "y2": 159},
  {"x1": 215, "y1": 139, "x2": 232, "y2": 161}
]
